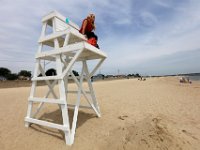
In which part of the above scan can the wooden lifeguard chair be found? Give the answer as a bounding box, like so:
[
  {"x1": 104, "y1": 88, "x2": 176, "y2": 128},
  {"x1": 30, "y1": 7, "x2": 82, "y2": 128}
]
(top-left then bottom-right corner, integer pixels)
[{"x1": 24, "y1": 11, "x2": 107, "y2": 145}]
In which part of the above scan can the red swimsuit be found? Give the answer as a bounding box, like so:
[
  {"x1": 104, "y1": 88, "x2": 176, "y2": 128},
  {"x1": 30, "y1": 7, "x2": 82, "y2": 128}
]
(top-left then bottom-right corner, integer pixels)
[{"x1": 79, "y1": 19, "x2": 94, "y2": 34}]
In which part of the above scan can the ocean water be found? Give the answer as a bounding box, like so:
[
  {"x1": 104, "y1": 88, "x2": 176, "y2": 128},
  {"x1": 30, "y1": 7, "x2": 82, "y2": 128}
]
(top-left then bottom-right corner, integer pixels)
[{"x1": 188, "y1": 75, "x2": 200, "y2": 81}]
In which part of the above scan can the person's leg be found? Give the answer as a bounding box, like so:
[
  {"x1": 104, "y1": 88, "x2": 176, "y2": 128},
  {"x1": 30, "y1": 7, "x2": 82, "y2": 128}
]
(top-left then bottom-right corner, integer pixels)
[
  {"x1": 85, "y1": 32, "x2": 99, "y2": 49},
  {"x1": 85, "y1": 32, "x2": 98, "y2": 40},
  {"x1": 85, "y1": 32, "x2": 92, "y2": 39},
  {"x1": 90, "y1": 32, "x2": 99, "y2": 48},
  {"x1": 96, "y1": 44, "x2": 100, "y2": 49},
  {"x1": 91, "y1": 32, "x2": 98, "y2": 41}
]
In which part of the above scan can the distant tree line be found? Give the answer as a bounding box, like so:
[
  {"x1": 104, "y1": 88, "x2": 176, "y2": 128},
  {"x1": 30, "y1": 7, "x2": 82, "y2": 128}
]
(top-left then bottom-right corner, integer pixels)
[
  {"x1": 0, "y1": 67, "x2": 31, "y2": 80},
  {"x1": 0, "y1": 67, "x2": 80, "y2": 81},
  {"x1": 127, "y1": 73, "x2": 141, "y2": 77},
  {"x1": 0, "y1": 67, "x2": 142, "y2": 81}
]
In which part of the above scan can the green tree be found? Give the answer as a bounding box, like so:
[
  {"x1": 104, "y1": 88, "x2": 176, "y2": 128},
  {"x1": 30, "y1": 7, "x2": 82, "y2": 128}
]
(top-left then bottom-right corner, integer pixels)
[
  {"x1": 7, "y1": 73, "x2": 18, "y2": 80},
  {"x1": 45, "y1": 68, "x2": 57, "y2": 76},
  {"x1": 135, "y1": 73, "x2": 141, "y2": 77},
  {"x1": 18, "y1": 70, "x2": 31, "y2": 77},
  {"x1": 0, "y1": 67, "x2": 11, "y2": 77}
]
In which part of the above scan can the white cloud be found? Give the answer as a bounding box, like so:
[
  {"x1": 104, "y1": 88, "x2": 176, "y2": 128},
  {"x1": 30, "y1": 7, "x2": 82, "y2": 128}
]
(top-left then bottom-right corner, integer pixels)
[
  {"x1": 139, "y1": 11, "x2": 158, "y2": 27},
  {"x1": 0, "y1": 0, "x2": 200, "y2": 75},
  {"x1": 99, "y1": 0, "x2": 200, "y2": 74},
  {"x1": 154, "y1": 0, "x2": 172, "y2": 8}
]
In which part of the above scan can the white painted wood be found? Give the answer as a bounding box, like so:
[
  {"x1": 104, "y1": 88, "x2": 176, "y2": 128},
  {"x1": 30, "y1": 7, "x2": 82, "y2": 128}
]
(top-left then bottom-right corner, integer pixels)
[
  {"x1": 42, "y1": 11, "x2": 80, "y2": 30},
  {"x1": 35, "y1": 42, "x2": 84, "y2": 59},
  {"x1": 70, "y1": 70, "x2": 100, "y2": 116},
  {"x1": 38, "y1": 28, "x2": 86, "y2": 48},
  {"x1": 54, "y1": 35, "x2": 71, "y2": 144},
  {"x1": 61, "y1": 48, "x2": 83, "y2": 78},
  {"x1": 29, "y1": 97, "x2": 65, "y2": 104},
  {"x1": 38, "y1": 30, "x2": 70, "y2": 43},
  {"x1": 25, "y1": 117, "x2": 69, "y2": 131},
  {"x1": 70, "y1": 63, "x2": 84, "y2": 143},
  {"x1": 55, "y1": 18, "x2": 69, "y2": 31},
  {"x1": 32, "y1": 75, "x2": 62, "y2": 81},
  {"x1": 35, "y1": 42, "x2": 106, "y2": 60},
  {"x1": 63, "y1": 34, "x2": 70, "y2": 47},
  {"x1": 25, "y1": 11, "x2": 107, "y2": 145},
  {"x1": 38, "y1": 64, "x2": 58, "y2": 98},
  {"x1": 32, "y1": 80, "x2": 58, "y2": 118},
  {"x1": 40, "y1": 22, "x2": 47, "y2": 39},
  {"x1": 89, "y1": 58, "x2": 106, "y2": 78},
  {"x1": 42, "y1": 11, "x2": 65, "y2": 23},
  {"x1": 25, "y1": 45, "x2": 43, "y2": 127},
  {"x1": 44, "y1": 80, "x2": 58, "y2": 98},
  {"x1": 84, "y1": 60, "x2": 101, "y2": 117},
  {"x1": 84, "y1": 42, "x2": 107, "y2": 58},
  {"x1": 32, "y1": 102, "x2": 44, "y2": 118}
]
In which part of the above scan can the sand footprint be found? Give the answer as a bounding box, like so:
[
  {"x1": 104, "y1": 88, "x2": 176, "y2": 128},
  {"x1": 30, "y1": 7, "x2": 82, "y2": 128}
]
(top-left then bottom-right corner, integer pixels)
[
  {"x1": 118, "y1": 115, "x2": 128, "y2": 120},
  {"x1": 181, "y1": 129, "x2": 198, "y2": 140}
]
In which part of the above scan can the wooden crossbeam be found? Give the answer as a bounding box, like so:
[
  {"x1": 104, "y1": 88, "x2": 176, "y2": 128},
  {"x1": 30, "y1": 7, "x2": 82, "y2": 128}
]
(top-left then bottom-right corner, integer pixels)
[
  {"x1": 89, "y1": 58, "x2": 106, "y2": 78},
  {"x1": 70, "y1": 70, "x2": 100, "y2": 117},
  {"x1": 29, "y1": 97, "x2": 65, "y2": 104},
  {"x1": 25, "y1": 117, "x2": 69, "y2": 131},
  {"x1": 61, "y1": 48, "x2": 83, "y2": 78}
]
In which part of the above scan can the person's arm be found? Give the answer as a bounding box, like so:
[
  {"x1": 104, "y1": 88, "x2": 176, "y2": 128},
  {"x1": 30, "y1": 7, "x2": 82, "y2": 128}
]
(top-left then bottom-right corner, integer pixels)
[{"x1": 81, "y1": 20, "x2": 88, "y2": 34}]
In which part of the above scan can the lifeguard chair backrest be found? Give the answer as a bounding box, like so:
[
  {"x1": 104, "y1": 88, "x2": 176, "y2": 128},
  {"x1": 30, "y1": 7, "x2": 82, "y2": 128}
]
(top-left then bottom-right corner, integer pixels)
[
  {"x1": 54, "y1": 18, "x2": 80, "y2": 32},
  {"x1": 42, "y1": 11, "x2": 80, "y2": 32},
  {"x1": 40, "y1": 11, "x2": 86, "y2": 49}
]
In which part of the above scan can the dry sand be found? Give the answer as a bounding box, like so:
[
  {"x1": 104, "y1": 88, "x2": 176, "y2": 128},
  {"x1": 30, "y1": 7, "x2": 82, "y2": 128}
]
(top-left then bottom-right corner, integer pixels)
[{"x1": 0, "y1": 77, "x2": 200, "y2": 150}]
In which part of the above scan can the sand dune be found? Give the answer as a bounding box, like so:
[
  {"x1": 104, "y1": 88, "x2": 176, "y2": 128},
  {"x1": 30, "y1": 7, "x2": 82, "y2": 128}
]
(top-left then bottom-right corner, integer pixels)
[{"x1": 0, "y1": 77, "x2": 200, "y2": 150}]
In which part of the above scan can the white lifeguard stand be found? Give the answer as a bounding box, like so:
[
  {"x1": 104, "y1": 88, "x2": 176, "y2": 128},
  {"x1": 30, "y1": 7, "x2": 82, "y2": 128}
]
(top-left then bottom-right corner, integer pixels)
[{"x1": 24, "y1": 11, "x2": 107, "y2": 145}]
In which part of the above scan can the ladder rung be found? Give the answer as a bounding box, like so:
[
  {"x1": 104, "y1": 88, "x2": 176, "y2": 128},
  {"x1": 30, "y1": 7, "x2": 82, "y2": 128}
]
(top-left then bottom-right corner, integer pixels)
[
  {"x1": 29, "y1": 97, "x2": 65, "y2": 104},
  {"x1": 32, "y1": 76, "x2": 62, "y2": 81},
  {"x1": 25, "y1": 117, "x2": 69, "y2": 131}
]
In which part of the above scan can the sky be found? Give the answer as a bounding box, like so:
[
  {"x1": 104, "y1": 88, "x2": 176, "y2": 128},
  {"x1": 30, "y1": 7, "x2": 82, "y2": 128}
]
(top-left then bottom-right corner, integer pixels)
[{"x1": 0, "y1": 0, "x2": 200, "y2": 76}]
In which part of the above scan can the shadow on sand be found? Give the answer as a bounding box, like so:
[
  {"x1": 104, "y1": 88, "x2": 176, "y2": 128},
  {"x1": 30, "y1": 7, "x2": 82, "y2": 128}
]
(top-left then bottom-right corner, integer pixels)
[{"x1": 30, "y1": 108, "x2": 96, "y2": 140}]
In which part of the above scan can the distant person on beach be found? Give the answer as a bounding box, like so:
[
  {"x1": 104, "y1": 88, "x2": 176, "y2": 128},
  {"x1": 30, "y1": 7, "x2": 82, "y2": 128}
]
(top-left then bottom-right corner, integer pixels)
[
  {"x1": 180, "y1": 76, "x2": 192, "y2": 84},
  {"x1": 79, "y1": 14, "x2": 99, "y2": 48}
]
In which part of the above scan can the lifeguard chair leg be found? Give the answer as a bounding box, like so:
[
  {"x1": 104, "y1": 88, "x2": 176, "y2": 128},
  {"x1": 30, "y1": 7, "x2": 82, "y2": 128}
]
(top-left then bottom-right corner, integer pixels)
[
  {"x1": 83, "y1": 60, "x2": 101, "y2": 117},
  {"x1": 25, "y1": 59, "x2": 41, "y2": 127},
  {"x1": 55, "y1": 55, "x2": 71, "y2": 144},
  {"x1": 70, "y1": 62, "x2": 84, "y2": 144}
]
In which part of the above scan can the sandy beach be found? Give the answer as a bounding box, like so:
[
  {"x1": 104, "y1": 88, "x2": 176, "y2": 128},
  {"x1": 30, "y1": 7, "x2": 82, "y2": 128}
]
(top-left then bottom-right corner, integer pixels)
[{"x1": 0, "y1": 77, "x2": 200, "y2": 150}]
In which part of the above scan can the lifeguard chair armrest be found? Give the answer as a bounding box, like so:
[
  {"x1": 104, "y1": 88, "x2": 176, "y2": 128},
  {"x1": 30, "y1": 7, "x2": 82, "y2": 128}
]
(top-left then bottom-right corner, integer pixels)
[
  {"x1": 42, "y1": 11, "x2": 80, "y2": 30},
  {"x1": 38, "y1": 29, "x2": 87, "y2": 43}
]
